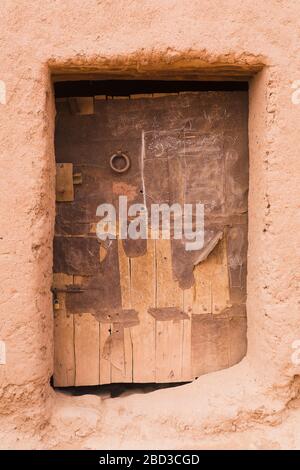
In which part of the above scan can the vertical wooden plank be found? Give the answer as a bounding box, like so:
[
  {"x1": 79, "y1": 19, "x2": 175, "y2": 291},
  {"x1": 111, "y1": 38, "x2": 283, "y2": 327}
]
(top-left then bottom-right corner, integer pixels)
[
  {"x1": 111, "y1": 327, "x2": 132, "y2": 383},
  {"x1": 183, "y1": 237, "x2": 230, "y2": 316},
  {"x1": 110, "y1": 323, "x2": 125, "y2": 380},
  {"x1": 155, "y1": 239, "x2": 184, "y2": 383},
  {"x1": 74, "y1": 313, "x2": 100, "y2": 386},
  {"x1": 72, "y1": 274, "x2": 111, "y2": 385},
  {"x1": 73, "y1": 274, "x2": 101, "y2": 385},
  {"x1": 53, "y1": 293, "x2": 75, "y2": 387},
  {"x1": 122, "y1": 328, "x2": 133, "y2": 382},
  {"x1": 99, "y1": 323, "x2": 111, "y2": 385},
  {"x1": 182, "y1": 290, "x2": 192, "y2": 381},
  {"x1": 111, "y1": 240, "x2": 133, "y2": 383},
  {"x1": 130, "y1": 239, "x2": 156, "y2": 382},
  {"x1": 183, "y1": 261, "x2": 212, "y2": 315},
  {"x1": 53, "y1": 273, "x2": 75, "y2": 387},
  {"x1": 156, "y1": 239, "x2": 182, "y2": 308},
  {"x1": 156, "y1": 319, "x2": 183, "y2": 382},
  {"x1": 167, "y1": 147, "x2": 185, "y2": 350},
  {"x1": 194, "y1": 263, "x2": 213, "y2": 314},
  {"x1": 118, "y1": 238, "x2": 131, "y2": 309}
]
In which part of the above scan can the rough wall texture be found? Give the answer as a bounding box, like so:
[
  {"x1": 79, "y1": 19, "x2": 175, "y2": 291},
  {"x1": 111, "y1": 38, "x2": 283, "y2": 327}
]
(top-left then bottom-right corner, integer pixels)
[{"x1": 0, "y1": 0, "x2": 299, "y2": 449}]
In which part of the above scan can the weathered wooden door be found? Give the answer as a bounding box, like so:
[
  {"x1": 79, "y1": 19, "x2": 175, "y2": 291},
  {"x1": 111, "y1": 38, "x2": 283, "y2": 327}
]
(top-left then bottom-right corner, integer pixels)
[{"x1": 53, "y1": 90, "x2": 248, "y2": 386}]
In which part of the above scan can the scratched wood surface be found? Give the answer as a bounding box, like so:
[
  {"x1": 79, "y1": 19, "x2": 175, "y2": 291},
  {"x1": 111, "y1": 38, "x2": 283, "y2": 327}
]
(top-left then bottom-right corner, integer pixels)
[{"x1": 53, "y1": 91, "x2": 248, "y2": 386}]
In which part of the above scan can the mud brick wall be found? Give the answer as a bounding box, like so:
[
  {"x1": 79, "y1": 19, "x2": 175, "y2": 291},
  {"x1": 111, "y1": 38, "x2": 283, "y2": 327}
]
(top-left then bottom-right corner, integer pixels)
[{"x1": 0, "y1": 0, "x2": 299, "y2": 444}]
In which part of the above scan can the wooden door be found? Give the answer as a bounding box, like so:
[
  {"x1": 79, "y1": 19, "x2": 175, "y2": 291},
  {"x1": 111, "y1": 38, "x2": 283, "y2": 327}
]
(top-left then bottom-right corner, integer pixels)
[{"x1": 53, "y1": 91, "x2": 248, "y2": 386}]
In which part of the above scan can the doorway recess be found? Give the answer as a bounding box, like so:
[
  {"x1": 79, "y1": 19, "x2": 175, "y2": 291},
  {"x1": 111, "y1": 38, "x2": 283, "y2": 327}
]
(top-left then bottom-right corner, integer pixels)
[{"x1": 53, "y1": 80, "x2": 249, "y2": 390}]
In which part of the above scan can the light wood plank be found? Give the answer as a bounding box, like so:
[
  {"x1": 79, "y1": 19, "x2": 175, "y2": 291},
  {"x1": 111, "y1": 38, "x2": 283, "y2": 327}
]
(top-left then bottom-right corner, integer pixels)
[
  {"x1": 156, "y1": 239, "x2": 182, "y2": 308},
  {"x1": 53, "y1": 293, "x2": 75, "y2": 386},
  {"x1": 111, "y1": 327, "x2": 132, "y2": 383},
  {"x1": 183, "y1": 262, "x2": 212, "y2": 315},
  {"x1": 99, "y1": 322, "x2": 111, "y2": 385},
  {"x1": 111, "y1": 240, "x2": 133, "y2": 383},
  {"x1": 182, "y1": 290, "x2": 192, "y2": 381},
  {"x1": 110, "y1": 323, "x2": 125, "y2": 381},
  {"x1": 184, "y1": 237, "x2": 230, "y2": 316},
  {"x1": 74, "y1": 313, "x2": 100, "y2": 386},
  {"x1": 130, "y1": 239, "x2": 156, "y2": 382},
  {"x1": 117, "y1": 239, "x2": 131, "y2": 309},
  {"x1": 155, "y1": 239, "x2": 184, "y2": 383},
  {"x1": 156, "y1": 319, "x2": 183, "y2": 382}
]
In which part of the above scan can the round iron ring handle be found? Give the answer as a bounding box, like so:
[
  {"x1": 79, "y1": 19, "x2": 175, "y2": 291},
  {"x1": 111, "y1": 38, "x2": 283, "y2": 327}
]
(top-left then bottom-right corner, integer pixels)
[{"x1": 109, "y1": 151, "x2": 131, "y2": 174}]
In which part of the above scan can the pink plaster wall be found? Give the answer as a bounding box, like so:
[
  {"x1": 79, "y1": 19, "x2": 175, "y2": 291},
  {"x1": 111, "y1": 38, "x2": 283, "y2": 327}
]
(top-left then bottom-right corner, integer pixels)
[{"x1": 0, "y1": 0, "x2": 299, "y2": 449}]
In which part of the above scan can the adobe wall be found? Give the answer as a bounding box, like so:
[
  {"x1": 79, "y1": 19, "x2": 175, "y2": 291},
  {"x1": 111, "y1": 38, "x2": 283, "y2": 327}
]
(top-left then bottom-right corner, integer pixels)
[{"x1": 0, "y1": 0, "x2": 299, "y2": 449}]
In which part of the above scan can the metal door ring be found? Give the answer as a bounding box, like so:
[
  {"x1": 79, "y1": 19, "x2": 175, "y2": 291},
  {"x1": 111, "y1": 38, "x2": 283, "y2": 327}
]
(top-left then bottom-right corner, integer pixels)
[{"x1": 110, "y1": 152, "x2": 130, "y2": 173}]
